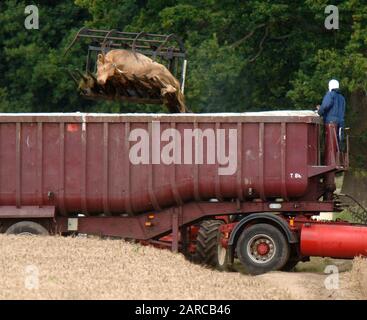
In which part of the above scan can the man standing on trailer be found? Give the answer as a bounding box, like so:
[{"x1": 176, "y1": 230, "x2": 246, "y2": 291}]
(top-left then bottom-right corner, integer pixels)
[{"x1": 317, "y1": 79, "x2": 346, "y2": 145}]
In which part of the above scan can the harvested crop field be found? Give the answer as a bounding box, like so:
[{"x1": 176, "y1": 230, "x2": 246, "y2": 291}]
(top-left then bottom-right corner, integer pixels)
[{"x1": 0, "y1": 235, "x2": 366, "y2": 300}]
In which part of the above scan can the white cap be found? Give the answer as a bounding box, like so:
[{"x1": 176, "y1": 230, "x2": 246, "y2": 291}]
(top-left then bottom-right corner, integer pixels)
[{"x1": 328, "y1": 79, "x2": 339, "y2": 91}]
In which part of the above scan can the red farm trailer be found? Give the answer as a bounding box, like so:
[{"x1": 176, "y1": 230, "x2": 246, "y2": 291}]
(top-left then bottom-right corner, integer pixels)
[{"x1": 0, "y1": 111, "x2": 364, "y2": 274}]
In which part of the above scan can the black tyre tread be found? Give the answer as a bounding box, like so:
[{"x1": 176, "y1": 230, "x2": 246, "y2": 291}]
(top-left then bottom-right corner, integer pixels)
[
  {"x1": 193, "y1": 220, "x2": 223, "y2": 266},
  {"x1": 6, "y1": 221, "x2": 49, "y2": 235},
  {"x1": 281, "y1": 259, "x2": 299, "y2": 272},
  {"x1": 281, "y1": 244, "x2": 300, "y2": 271},
  {"x1": 236, "y1": 223, "x2": 290, "y2": 275}
]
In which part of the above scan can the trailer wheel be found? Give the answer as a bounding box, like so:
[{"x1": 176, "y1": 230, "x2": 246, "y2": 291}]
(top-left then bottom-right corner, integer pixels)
[
  {"x1": 236, "y1": 223, "x2": 290, "y2": 275},
  {"x1": 281, "y1": 245, "x2": 300, "y2": 272},
  {"x1": 5, "y1": 221, "x2": 49, "y2": 236},
  {"x1": 193, "y1": 220, "x2": 233, "y2": 271}
]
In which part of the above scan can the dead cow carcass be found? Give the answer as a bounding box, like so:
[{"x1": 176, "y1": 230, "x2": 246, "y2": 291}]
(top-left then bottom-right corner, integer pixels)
[{"x1": 96, "y1": 49, "x2": 187, "y2": 113}]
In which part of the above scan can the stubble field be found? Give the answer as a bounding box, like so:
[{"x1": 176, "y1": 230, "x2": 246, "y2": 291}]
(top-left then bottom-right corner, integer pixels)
[{"x1": 0, "y1": 235, "x2": 365, "y2": 300}]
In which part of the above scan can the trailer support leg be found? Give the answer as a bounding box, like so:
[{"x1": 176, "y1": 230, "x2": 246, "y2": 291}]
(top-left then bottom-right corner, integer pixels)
[{"x1": 172, "y1": 209, "x2": 179, "y2": 253}]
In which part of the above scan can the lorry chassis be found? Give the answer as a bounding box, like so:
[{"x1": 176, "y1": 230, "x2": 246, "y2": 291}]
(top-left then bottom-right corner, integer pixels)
[{"x1": 2, "y1": 199, "x2": 362, "y2": 275}]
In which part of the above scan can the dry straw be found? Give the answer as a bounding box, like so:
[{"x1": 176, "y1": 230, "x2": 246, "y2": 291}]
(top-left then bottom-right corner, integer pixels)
[{"x1": 0, "y1": 235, "x2": 365, "y2": 300}]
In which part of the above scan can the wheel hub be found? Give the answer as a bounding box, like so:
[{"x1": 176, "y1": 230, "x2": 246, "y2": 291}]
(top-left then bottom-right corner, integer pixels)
[
  {"x1": 247, "y1": 234, "x2": 276, "y2": 264},
  {"x1": 256, "y1": 242, "x2": 270, "y2": 255},
  {"x1": 217, "y1": 244, "x2": 227, "y2": 266}
]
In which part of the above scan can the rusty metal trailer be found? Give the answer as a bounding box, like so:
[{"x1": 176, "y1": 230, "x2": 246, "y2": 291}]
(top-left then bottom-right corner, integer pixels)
[{"x1": 0, "y1": 111, "x2": 364, "y2": 274}]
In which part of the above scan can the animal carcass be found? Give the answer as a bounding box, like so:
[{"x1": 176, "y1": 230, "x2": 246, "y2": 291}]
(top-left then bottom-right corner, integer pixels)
[{"x1": 96, "y1": 49, "x2": 188, "y2": 113}]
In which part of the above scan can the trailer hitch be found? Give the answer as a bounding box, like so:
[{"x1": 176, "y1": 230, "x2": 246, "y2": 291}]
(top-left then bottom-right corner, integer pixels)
[{"x1": 336, "y1": 193, "x2": 367, "y2": 224}]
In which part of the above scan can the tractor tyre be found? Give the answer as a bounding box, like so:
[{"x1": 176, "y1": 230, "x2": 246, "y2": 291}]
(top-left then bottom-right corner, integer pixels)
[{"x1": 193, "y1": 220, "x2": 234, "y2": 272}]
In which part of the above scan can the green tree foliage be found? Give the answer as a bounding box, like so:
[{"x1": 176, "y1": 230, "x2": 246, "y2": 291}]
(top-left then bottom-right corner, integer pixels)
[{"x1": 0, "y1": 0, "x2": 366, "y2": 166}]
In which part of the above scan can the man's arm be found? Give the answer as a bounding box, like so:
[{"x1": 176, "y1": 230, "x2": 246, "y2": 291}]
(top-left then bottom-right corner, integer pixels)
[{"x1": 318, "y1": 92, "x2": 334, "y2": 116}]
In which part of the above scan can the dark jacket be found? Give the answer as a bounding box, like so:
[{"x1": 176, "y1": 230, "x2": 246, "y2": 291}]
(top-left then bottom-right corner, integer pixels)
[{"x1": 318, "y1": 89, "x2": 346, "y2": 128}]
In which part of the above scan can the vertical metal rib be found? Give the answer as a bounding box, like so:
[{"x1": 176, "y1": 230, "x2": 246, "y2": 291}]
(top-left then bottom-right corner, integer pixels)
[
  {"x1": 170, "y1": 122, "x2": 183, "y2": 206},
  {"x1": 81, "y1": 122, "x2": 88, "y2": 215},
  {"x1": 37, "y1": 123, "x2": 43, "y2": 206},
  {"x1": 59, "y1": 123, "x2": 66, "y2": 215},
  {"x1": 148, "y1": 122, "x2": 161, "y2": 211},
  {"x1": 171, "y1": 208, "x2": 179, "y2": 253},
  {"x1": 15, "y1": 123, "x2": 21, "y2": 208},
  {"x1": 215, "y1": 122, "x2": 223, "y2": 201},
  {"x1": 124, "y1": 123, "x2": 133, "y2": 214},
  {"x1": 103, "y1": 122, "x2": 110, "y2": 215},
  {"x1": 258, "y1": 123, "x2": 265, "y2": 200},
  {"x1": 193, "y1": 122, "x2": 201, "y2": 201},
  {"x1": 237, "y1": 122, "x2": 244, "y2": 201},
  {"x1": 280, "y1": 122, "x2": 288, "y2": 200}
]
